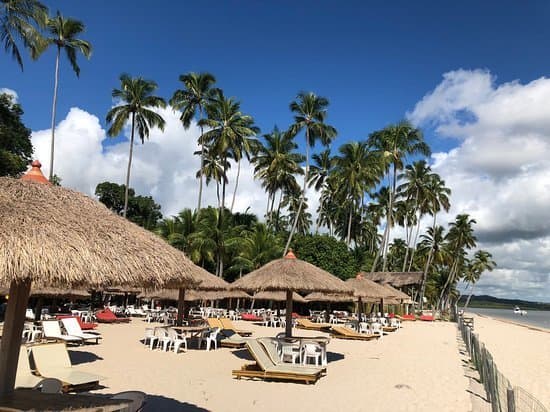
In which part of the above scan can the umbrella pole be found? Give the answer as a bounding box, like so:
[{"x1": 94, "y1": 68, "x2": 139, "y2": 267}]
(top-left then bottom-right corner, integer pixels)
[
  {"x1": 325, "y1": 302, "x2": 331, "y2": 323},
  {"x1": 34, "y1": 296, "x2": 43, "y2": 322},
  {"x1": 285, "y1": 290, "x2": 293, "y2": 338},
  {"x1": 176, "y1": 288, "x2": 186, "y2": 327},
  {"x1": 0, "y1": 279, "x2": 31, "y2": 395},
  {"x1": 356, "y1": 297, "x2": 362, "y2": 329}
]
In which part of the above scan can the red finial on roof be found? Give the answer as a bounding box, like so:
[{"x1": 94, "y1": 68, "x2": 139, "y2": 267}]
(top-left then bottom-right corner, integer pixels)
[
  {"x1": 285, "y1": 249, "x2": 297, "y2": 259},
  {"x1": 20, "y1": 160, "x2": 51, "y2": 185},
  {"x1": 356, "y1": 273, "x2": 364, "y2": 279}
]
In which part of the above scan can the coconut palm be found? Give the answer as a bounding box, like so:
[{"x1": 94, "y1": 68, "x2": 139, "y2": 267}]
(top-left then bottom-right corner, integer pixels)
[
  {"x1": 197, "y1": 145, "x2": 229, "y2": 209},
  {"x1": 1, "y1": 0, "x2": 47, "y2": 69},
  {"x1": 284, "y1": 92, "x2": 337, "y2": 253},
  {"x1": 463, "y1": 250, "x2": 496, "y2": 310},
  {"x1": 368, "y1": 121, "x2": 430, "y2": 271},
  {"x1": 106, "y1": 74, "x2": 166, "y2": 218},
  {"x1": 35, "y1": 11, "x2": 91, "y2": 181},
  {"x1": 169, "y1": 72, "x2": 217, "y2": 210}
]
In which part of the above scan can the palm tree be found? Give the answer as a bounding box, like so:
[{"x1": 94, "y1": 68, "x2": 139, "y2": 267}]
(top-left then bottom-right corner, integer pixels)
[
  {"x1": 200, "y1": 90, "x2": 257, "y2": 216},
  {"x1": 368, "y1": 121, "x2": 430, "y2": 271},
  {"x1": 196, "y1": 145, "x2": 229, "y2": 209},
  {"x1": 463, "y1": 250, "x2": 496, "y2": 310},
  {"x1": 36, "y1": 11, "x2": 91, "y2": 181},
  {"x1": 169, "y1": 72, "x2": 217, "y2": 210},
  {"x1": 284, "y1": 92, "x2": 337, "y2": 254},
  {"x1": 418, "y1": 225, "x2": 448, "y2": 309},
  {"x1": 1, "y1": 0, "x2": 47, "y2": 69},
  {"x1": 106, "y1": 74, "x2": 166, "y2": 218}
]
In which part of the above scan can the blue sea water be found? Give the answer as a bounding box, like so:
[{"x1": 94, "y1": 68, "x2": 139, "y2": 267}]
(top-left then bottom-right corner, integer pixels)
[{"x1": 465, "y1": 307, "x2": 550, "y2": 330}]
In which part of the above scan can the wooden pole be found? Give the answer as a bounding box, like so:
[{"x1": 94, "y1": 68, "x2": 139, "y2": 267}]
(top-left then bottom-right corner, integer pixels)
[
  {"x1": 285, "y1": 290, "x2": 293, "y2": 337},
  {"x1": 356, "y1": 297, "x2": 362, "y2": 329},
  {"x1": 176, "y1": 288, "x2": 186, "y2": 327},
  {"x1": 0, "y1": 279, "x2": 32, "y2": 395}
]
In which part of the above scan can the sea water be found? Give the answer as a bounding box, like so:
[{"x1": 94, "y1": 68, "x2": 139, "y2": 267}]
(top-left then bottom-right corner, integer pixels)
[{"x1": 464, "y1": 307, "x2": 550, "y2": 330}]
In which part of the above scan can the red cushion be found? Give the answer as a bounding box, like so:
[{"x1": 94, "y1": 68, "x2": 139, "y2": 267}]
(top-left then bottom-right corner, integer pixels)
[
  {"x1": 241, "y1": 313, "x2": 262, "y2": 321},
  {"x1": 401, "y1": 314, "x2": 416, "y2": 320},
  {"x1": 420, "y1": 315, "x2": 435, "y2": 321},
  {"x1": 56, "y1": 315, "x2": 98, "y2": 330}
]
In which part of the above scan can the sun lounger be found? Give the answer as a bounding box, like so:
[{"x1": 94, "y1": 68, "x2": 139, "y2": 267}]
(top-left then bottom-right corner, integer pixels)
[
  {"x1": 41, "y1": 320, "x2": 83, "y2": 345},
  {"x1": 240, "y1": 313, "x2": 262, "y2": 322},
  {"x1": 60, "y1": 317, "x2": 102, "y2": 344},
  {"x1": 420, "y1": 315, "x2": 435, "y2": 322},
  {"x1": 399, "y1": 314, "x2": 416, "y2": 321},
  {"x1": 296, "y1": 318, "x2": 332, "y2": 331},
  {"x1": 207, "y1": 318, "x2": 247, "y2": 347},
  {"x1": 232, "y1": 339, "x2": 324, "y2": 384},
  {"x1": 330, "y1": 326, "x2": 379, "y2": 341},
  {"x1": 382, "y1": 326, "x2": 398, "y2": 332},
  {"x1": 96, "y1": 308, "x2": 131, "y2": 323},
  {"x1": 15, "y1": 347, "x2": 43, "y2": 389},
  {"x1": 30, "y1": 343, "x2": 103, "y2": 390},
  {"x1": 219, "y1": 318, "x2": 252, "y2": 337},
  {"x1": 57, "y1": 315, "x2": 98, "y2": 331}
]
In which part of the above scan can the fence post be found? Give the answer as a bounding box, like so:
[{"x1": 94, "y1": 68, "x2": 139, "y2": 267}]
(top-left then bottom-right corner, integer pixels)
[{"x1": 506, "y1": 387, "x2": 515, "y2": 412}]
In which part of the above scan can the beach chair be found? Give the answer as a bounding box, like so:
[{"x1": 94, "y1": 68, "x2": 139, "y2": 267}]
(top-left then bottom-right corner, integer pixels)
[
  {"x1": 96, "y1": 307, "x2": 131, "y2": 323},
  {"x1": 60, "y1": 317, "x2": 102, "y2": 344},
  {"x1": 15, "y1": 347, "x2": 43, "y2": 389},
  {"x1": 232, "y1": 339, "x2": 324, "y2": 384},
  {"x1": 41, "y1": 320, "x2": 83, "y2": 345},
  {"x1": 205, "y1": 318, "x2": 246, "y2": 347},
  {"x1": 57, "y1": 315, "x2": 98, "y2": 331},
  {"x1": 30, "y1": 343, "x2": 103, "y2": 391},
  {"x1": 330, "y1": 326, "x2": 379, "y2": 341},
  {"x1": 295, "y1": 318, "x2": 332, "y2": 331},
  {"x1": 398, "y1": 314, "x2": 416, "y2": 321},
  {"x1": 219, "y1": 318, "x2": 252, "y2": 337}
]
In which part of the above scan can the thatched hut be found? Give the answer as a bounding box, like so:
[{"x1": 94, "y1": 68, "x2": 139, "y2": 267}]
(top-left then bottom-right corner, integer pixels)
[
  {"x1": 231, "y1": 250, "x2": 353, "y2": 336},
  {"x1": 253, "y1": 290, "x2": 306, "y2": 303},
  {"x1": 0, "y1": 167, "x2": 216, "y2": 394},
  {"x1": 359, "y1": 271, "x2": 423, "y2": 287}
]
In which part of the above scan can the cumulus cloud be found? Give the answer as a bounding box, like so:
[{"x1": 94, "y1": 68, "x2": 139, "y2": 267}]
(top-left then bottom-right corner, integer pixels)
[
  {"x1": 409, "y1": 69, "x2": 550, "y2": 300},
  {"x1": 0, "y1": 88, "x2": 18, "y2": 102}
]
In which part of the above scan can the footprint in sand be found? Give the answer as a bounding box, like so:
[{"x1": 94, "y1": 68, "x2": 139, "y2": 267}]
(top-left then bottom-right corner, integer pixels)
[{"x1": 394, "y1": 384, "x2": 413, "y2": 390}]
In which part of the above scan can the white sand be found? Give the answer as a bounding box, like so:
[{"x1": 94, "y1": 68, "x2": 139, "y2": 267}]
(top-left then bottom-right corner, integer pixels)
[
  {"x1": 468, "y1": 314, "x2": 550, "y2": 408},
  {"x1": 69, "y1": 320, "x2": 470, "y2": 411}
]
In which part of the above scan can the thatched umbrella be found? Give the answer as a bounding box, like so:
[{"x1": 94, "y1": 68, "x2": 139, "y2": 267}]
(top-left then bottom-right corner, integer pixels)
[
  {"x1": 231, "y1": 250, "x2": 353, "y2": 337},
  {"x1": 139, "y1": 287, "x2": 250, "y2": 302},
  {"x1": 382, "y1": 284, "x2": 412, "y2": 303},
  {"x1": 0, "y1": 169, "x2": 215, "y2": 395},
  {"x1": 305, "y1": 292, "x2": 354, "y2": 303},
  {"x1": 346, "y1": 275, "x2": 397, "y2": 320},
  {"x1": 253, "y1": 290, "x2": 306, "y2": 303}
]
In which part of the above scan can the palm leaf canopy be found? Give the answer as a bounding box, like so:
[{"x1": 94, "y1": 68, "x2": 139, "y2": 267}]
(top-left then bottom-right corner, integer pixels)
[
  {"x1": 231, "y1": 250, "x2": 353, "y2": 294},
  {"x1": 0, "y1": 177, "x2": 218, "y2": 289}
]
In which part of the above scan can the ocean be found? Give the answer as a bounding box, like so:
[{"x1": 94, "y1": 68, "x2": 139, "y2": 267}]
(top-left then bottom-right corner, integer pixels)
[{"x1": 464, "y1": 307, "x2": 550, "y2": 330}]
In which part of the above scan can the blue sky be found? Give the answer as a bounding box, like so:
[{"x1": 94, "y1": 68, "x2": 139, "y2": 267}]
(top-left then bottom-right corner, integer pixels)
[
  {"x1": 4, "y1": 1, "x2": 550, "y2": 301},
  {"x1": 5, "y1": 0, "x2": 550, "y2": 153}
]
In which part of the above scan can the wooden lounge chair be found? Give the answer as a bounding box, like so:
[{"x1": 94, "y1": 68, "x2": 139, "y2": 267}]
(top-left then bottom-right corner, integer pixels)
[
  {"x1": 232, "y1": 339, "x2": 323, "y2": 384},
  {"x1": 382, "y1": 326, "x2": 398, "y2": 333},
  {"x1": 15, "y1": 347, "x2": 43, "y2": 389},
  {"x1": 219, "y1": 318, "x2": 252, "y2": 337},
  {"x1": 330, "y1": 326, "x2": 379, "y2": 341},
  {"x1": 257, "y1": 337, "x2": 328, "y2": 372},
  {"x1": 398, "y1": 314, "x2": 416, "y2": 321},
  {"x1": 207, "y1": 318, "x2": 247, "y2": 348},
  {"x1": 296, "y1": 318, "x2": 332, "y2": 331},
  {"x1": 30, "y1": 343, "x2": 104, "y2": 391}
]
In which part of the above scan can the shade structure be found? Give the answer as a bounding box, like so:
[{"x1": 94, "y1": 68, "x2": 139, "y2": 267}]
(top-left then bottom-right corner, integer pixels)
[
  {"x1": 0, "y1": 286, "x2": 90, "y2": 299},
  {"x1": 253, "y1": 290, "x2": 306, "y2": 303},
  {"x1": 382, "y1": 284, "x2": 413, "y2": 304},
  {"x1": 139, "y1": 288, "x2": 250, "y2": 301},
  {"x1": 345, "y1": 276, "x2": 398, "y2": 302},
  {"x1": 0, "y1": 172, "x2": 217, "y2": 395},
  {"x1": 305, "y1": 292, "x2": 354, "y2": 303},
  {"x1": 231, "y1": 250, "x2": 353, "y2": 336},
  {"x1": 359, "y1": 271, "x2": 423, "y2": 287}
]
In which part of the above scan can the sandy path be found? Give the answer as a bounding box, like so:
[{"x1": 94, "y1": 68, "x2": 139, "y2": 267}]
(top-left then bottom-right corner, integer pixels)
[
  {"x1": 69, "y1": 319, "x2": 470, "y2": 412},
  {"x1": 468, "y1": 314, "x2": 550, "y2": 408}
]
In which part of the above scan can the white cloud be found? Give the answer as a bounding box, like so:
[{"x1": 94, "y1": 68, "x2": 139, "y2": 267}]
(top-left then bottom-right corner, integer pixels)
[
  {"x1": 0, "y1": 88, "x2": 18, "y2": 102},
  {"x1": 409, "y1": 69, "x2": 550, "y2": 301},
  {"x1": 30, "y1": 106, "x2": 270, "y2": 217}
]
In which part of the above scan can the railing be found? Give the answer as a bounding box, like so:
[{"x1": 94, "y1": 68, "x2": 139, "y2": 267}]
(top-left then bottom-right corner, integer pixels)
[{"x1": 458, "y1": 317, "x2": 547, "y2": 412}]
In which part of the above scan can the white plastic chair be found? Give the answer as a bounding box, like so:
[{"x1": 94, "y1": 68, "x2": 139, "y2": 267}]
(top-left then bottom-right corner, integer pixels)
[
  {"x1": 153, "y1": 328, "x2": 171, "y2": 351},
  {"x1": 269, "y1": 314, "x2": 279, "y2": 328},
  {"x1": 371, "y1": 322, "x2": 383, "y2": 338},
  {"x1": 204, "y1": 327, "x2": 220, "y2": 351},
  {"x1": 144, "y1": 328, "x2": 158, "y2": 349},
  {"x1": 301, "y1": 343, "x2": 322, "y2": 366},
  {"x1": 358, "y1": 322, "x2": 371, "y2": 334},
  {"x1": 167, "y1": 328, "x2": 187, "y2": 353}
]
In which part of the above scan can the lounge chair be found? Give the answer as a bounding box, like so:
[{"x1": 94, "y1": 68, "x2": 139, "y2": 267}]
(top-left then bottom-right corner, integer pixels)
[
  {"x1": 296, "y1": 318, "x2": 332, "y2": 331},
  {"x1": 207, "y1": 318, "x2": 247, "y2": 348},
  {"x1": 15, "y1": 347, "x2": 43, "y2": 389},
  {"x1": 240, "y1": 313, "x2": 262, "y2": 322},
  {"x1": 41, "y1": 320, "x2": 83, "y2": 345},
  {"x1": 232, "y1": 339, "x2": 324, "y2": 384},
  {"x1": 399, "y1": 314, "x2": 416, "y2": 321},
  {"x1": 219, "y1": 318, "x2": 252, "y2": 337},
  {"x1": 60, "y1": 317, "x2": 102, "y2": 344},
  {"x1": 420, "y1": 315, "x2": 435, "y2": 322},
  {"x1": 96, "y1": 308, "x2": 131, "y2": 323},
  {"x1": 57, "y1": 315, "x2": 98, "y2": 330},
  {"x1": 330, "y1": 326, "x2": 379, "y2": 341},
  {"x1": 30, "y1": 343, "x2": 103, "y2": 391}
]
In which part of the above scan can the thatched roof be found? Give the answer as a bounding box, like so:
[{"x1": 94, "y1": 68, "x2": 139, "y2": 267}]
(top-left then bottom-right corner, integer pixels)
[
  {"x1": 305, "y1": 292, "x2": 354, "y2": 303},
  {"x1": 0, "y1": 286, "x2": 90, "y2": 299},
  {"x1": 253, "y1": 291, "x2": 306, "y2": 303},
  {"x1": 0, "y1": 177, "x2": 214, "y2": 289},
  {"x1": 383, "y1": 284, "x2": 411, "y2": 301},
  {"x1": 345, "y1": 276, "x2": 398, "y2": 302},
  {"x1": 140, "y1": 288, "x2": 250, "y2": 301},
  {"x1": 359, "y1": 271, "x2": 423, "y2": 287},
  {"x1": 231, "y1": 251, "x2": 353, "y2": 294}
]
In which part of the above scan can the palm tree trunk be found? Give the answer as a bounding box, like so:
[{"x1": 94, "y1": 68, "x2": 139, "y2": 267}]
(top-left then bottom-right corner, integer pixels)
[
  {"x1": 370, "y1": 221, "x2": 388, "y2": 273},
  {"x1": 382, "y1": 163, "x2": 397, "y2": 271},
  {"x1": 407, "y1": 210, "x2": 423, "y2": 272},
  {"x1": 463, "y1": 283, "x2": 475, "y2": 310},
  {"x1": 48, "y1": 46, "x2": 61, "y2": 181},
  {"x1": 123, "y1": 112, "x2": 136, "y2": 218},
  {"x1": 276, "y1": 189, "x2": 283, "y2": 231},
  {"x1": 284, "y1": 128, "x2": 309, "y2": 255},
  {"x1": 437, "y1": 256, "x2": 459, "y2": 311},
  {"x1": 418, "y1": 213, "x2": 437, "y2": 310},
  {"x1": 230, "y1": 158, "x2": 241, "y2": 213},
  {"x1": 197, "y1": 107, "x2": 205, "y2": 211},
  {"x1": 346, "y1": 201, "x2": 353, "y2": 245}
]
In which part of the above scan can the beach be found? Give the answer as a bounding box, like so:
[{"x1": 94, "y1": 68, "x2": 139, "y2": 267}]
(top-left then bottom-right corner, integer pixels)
[
  {"x1": 68, "y1": 320, "x2": 471, "y2": 412},
  {"x1": 467, "y1": 314, "x2": 550, "y2": 408}
]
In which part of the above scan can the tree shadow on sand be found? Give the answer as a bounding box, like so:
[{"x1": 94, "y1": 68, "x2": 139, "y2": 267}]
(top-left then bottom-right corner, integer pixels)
[
  {"x1": 68, "y1": 350, "x2": 103, "y2": 365},
  {"x1": 144, "y1": 395, "x2": 209, "y2": 411}
]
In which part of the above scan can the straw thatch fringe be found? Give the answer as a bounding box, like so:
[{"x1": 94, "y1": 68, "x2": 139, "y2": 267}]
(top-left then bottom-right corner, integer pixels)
[
  {"x1": 359, "y1": 271, "x2": 423, "y2": 287},
  {"x1": 345, "y1": 278, "x2": 397, "y2": 302},
  {"x1": 0, "y1": 286, "x2": 90, "y2": 299},
  {"x1": 230, "y1": 257, "x2": 353, "y2": 294},
  {"x1": 253, "y1": 290, "x2": 306, "y2": 303},
  {"x1": 139, "y1": 288, "x2": 250, "y2": 301},
  {"x1": 0, "y1": 178, "x2": 212, "y2": 289},
  {"x1": 304, "y1": 292, "x2": 354, "y2": 303}
]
